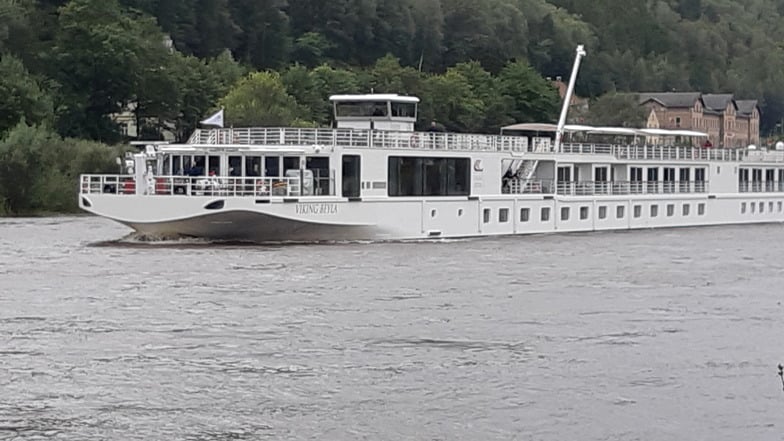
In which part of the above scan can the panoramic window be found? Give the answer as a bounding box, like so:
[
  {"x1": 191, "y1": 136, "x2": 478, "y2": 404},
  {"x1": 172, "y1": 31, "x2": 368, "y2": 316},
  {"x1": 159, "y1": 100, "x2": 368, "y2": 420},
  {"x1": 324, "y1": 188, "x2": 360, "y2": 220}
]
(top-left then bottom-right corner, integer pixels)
[
  {"x1": 388, "y1": 157, "x2": 470, "y2": 197},
  {"x1": 336, "y1": 101, "x2": 388, "y2": 117},
  {"x1": 391, "y1": 102, "x2": 417, "y2": 118}
]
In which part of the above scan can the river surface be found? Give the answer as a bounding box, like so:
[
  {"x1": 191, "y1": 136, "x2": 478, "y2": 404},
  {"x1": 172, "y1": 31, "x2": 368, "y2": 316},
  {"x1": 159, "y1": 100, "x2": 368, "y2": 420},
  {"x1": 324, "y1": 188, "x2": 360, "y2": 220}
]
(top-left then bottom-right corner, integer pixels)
[{"x1": 0, "y1": 216, "x2": 782, "y2": 440}]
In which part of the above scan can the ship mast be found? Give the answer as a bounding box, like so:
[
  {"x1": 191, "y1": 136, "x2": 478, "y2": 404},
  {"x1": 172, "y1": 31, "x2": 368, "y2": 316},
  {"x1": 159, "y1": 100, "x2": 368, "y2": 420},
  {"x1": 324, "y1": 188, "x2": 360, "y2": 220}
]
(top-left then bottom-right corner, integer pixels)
[{"x1": 554, "y1": 45, "x2": 586, "y2": 153}]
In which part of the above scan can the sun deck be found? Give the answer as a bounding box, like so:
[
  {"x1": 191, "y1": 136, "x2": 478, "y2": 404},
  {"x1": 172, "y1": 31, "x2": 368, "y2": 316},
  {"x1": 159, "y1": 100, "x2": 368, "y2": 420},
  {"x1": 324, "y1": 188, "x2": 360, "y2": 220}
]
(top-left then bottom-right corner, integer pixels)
[{"x1": 183, "y1": 127, "x2": 775, "y2": 163}]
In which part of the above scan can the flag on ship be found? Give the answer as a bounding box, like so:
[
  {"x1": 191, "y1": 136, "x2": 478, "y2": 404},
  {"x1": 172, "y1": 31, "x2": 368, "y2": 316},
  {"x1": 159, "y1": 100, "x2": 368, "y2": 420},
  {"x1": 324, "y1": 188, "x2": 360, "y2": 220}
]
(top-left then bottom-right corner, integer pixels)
[{"x1": 200, "y1": 109, "x2": 224, "y2": 128}]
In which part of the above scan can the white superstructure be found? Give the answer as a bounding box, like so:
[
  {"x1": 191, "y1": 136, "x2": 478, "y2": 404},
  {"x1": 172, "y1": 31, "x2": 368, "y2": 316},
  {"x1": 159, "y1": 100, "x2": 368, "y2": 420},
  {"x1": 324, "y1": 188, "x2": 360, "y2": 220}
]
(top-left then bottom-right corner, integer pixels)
[{"x1": 79, "y1": 49, "x2": 784, "y2": 242}]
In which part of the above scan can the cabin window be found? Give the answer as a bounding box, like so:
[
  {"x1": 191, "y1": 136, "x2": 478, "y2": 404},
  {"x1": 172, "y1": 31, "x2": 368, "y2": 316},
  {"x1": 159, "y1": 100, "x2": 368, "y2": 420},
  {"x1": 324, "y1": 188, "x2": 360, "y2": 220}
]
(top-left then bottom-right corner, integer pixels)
[
  {"x1": 229, "y1": 156, "x2": 242, "y2": 177},
  {"x1": 616, "y1": 206, "x2": 625, "y2": 219},
  {"x1": 683, "y1": 204, "x2": 690, "y2": 216},
  {"x1": 483, "y1": 208, "x2": 491, "y2": 223},
  {"x1": 759, "y1": 202, "x2": 764, "y2": 213},
  {"x1": 342, "y1": 155, "x2": 361, "y2": 198},
  {"x1": 283, "y1": 156, "x2": 301, "y2": 175},
  {"x1": 770, "y1": 202, "x2": 775, "y2": 213},
  {"x1": 634, "y1": 205, "x2": 642, "y2": 218},
  {"x1": 667, "y1": 204, "x2": 675, "y2": 217},
  {"x1": 778, "y1": 201, "x2": 782, "y2": 213},
  {"x1": 561, "y1": 207, "x2": 570, "y2": 221},
  {"x1": 306, "y1": 156, "x2": 331, "y2": 195},
  {"x1": 387, "y1": 157, "x2": 470, "y2": 197},
  {"x1": 336, "y1": 101, "x2": 388, "y2": 117},
  {"x1": 520, "y1": 208, "x2": 530, "y2": 222},
  {"x1": 698, "y1": 203, "x2": 706, "y2": 215},
  {"x1": 208, "y1": 155, "x2": 220, "y2": 176},
  {"x1": 741, "y1": 202, "x2": 747, "y2": 214},
  {"x1": 598, "y1": 206, "x2": 607, "y2": 220},
  {"x1": 541, "y1": 207, "x2": 550, "y2": 222},
  {"x1": 391, "y1": 102, "x2": 417, "y2": 118},
  {"x1": 580, "y1": 206, "x2": 589, "y2": 220},
  {"x1": 751, "y1": 202, "x2": 756, "y2": 213},
  {"x1": 245, "y1": 156, "x2": 262, "y2": 177},
  {"x1": 265, "y1": 156, "x2": 280, "y2": 177},
  {"x1": 650, "y1": 205, "x2": 658, "y2": 217},
  {"x1": 499, "y1": 208, "x2": 509, "y2": 223}
]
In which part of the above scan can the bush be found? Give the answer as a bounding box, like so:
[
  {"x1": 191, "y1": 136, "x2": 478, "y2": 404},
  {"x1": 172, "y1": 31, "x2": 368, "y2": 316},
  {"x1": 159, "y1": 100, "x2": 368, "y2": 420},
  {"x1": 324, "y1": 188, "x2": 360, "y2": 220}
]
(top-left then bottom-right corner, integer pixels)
[{"x1": 0, "y1": 123, "x2": 124, "y2": 215}]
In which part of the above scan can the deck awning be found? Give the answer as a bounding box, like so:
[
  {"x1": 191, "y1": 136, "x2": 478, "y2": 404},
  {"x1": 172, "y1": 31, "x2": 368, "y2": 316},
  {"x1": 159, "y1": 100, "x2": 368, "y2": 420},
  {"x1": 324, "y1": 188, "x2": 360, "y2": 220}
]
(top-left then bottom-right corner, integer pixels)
[{"x1": 501, "y1": 123, "x2": 708, "y2": 138}]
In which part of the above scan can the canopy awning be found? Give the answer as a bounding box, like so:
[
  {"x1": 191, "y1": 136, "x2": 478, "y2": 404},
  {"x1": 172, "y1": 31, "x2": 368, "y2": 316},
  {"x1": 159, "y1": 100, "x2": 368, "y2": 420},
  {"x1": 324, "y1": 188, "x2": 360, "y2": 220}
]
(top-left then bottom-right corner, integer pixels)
[{"x1": 501, "y1": 123, "x2": 709, "y2": 138}]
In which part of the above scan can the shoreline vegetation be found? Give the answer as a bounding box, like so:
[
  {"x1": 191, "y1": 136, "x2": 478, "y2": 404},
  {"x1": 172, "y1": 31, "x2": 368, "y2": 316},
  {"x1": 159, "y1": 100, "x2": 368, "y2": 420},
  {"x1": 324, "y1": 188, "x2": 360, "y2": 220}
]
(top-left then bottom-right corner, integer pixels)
[{"x1": 2, "y1": 0, "x2": 783, "y2": 215}]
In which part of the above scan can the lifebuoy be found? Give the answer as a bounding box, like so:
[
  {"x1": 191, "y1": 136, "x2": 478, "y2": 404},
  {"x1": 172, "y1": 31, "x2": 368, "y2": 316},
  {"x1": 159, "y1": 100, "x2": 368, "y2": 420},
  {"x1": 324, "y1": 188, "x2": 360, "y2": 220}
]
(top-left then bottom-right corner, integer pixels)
[{"x1": 409, "y1": 134, "x2": 419, "y2": 148}]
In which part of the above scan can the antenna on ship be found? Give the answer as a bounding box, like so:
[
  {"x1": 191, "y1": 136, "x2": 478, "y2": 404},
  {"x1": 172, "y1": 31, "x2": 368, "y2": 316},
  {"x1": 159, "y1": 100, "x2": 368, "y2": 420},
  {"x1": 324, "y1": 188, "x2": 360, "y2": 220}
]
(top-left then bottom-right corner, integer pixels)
[{"x1": 554, "y1": 45, "x2": 587, "y2": 153}]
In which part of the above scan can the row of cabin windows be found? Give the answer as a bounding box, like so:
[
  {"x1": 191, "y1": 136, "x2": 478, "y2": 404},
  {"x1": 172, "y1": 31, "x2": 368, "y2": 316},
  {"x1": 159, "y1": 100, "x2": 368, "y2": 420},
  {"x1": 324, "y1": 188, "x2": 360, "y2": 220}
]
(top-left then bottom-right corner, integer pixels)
[
  {"x1": 484, "y1": 203, "x2": 707, "y2": 224},
  {"x1": 740, "y1": 201, "x2": 784, "y2": 214}
]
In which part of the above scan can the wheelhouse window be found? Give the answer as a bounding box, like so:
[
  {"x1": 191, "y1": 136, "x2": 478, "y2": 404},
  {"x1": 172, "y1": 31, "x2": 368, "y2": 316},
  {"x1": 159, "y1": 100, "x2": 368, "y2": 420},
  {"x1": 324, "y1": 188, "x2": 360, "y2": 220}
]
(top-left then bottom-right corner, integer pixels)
[
  {"x1": 336, "y1": 101, "x2": 388, "y2": 117},
  {"x1": 391, "y1": 102, "x2": 417, "y2": 118},
  {"x1": 388, "y1": 157, "x2": 470, "y2": 197}
]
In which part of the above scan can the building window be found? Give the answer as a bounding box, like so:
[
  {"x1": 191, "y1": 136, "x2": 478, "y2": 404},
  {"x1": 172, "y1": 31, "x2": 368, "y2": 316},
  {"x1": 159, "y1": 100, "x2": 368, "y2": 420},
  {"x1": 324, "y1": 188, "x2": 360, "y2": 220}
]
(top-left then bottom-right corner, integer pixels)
[
  {"x1": 741, "y1": 202, "x2": 746, "y2": 214},
  {"x1": 483, "y1": 208, "x2": 490, "y2": 223},
  {"x1": 499, "y1": 208, "x2": 509, "y2": 223},
  {"x1": 520, "y1": 208, "x2": 530, "y2": 222},
  {"x1": 698, "y1": 203, "x2": 706, "y2": 216},
  {"x1": 561, "y1": 207, "x2": 570, "y2": 221},
  {"x1": 634, "y1": 205, "x2": 642, "y2": 218},
  {"x1": 541, "y1": 207, "x2": 550, "y2": 222},
  {"x1": 599, "y1": 206, "x2": 607, "y2": 219},
  {"x1": 650, "y1": 205, "x2": 659, "y2": 217},
  {"x1": 617, "y1": 205, "x2": 625, "y2": 219},
  {"x1": 667, "y1": 204, "x2": 675, "y2": 217},
  {"x1": 683, "y1": 204, "x2": 690, "y2": 216},
  {"x1": 580, "y1": 206, "x2": 589, "y2": 220}
]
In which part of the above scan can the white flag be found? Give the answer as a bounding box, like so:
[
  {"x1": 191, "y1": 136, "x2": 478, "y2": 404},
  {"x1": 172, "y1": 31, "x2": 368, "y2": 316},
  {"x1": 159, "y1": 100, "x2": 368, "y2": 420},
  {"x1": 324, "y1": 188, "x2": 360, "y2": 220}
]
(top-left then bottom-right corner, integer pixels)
[{"x1": 200, "y1": 109, "x2": 224, "y2": 127}]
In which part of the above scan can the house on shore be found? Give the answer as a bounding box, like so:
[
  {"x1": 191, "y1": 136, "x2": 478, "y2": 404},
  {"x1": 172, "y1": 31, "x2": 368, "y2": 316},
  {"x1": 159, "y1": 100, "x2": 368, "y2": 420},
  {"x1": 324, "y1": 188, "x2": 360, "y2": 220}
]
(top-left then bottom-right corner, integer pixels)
[{"x1": 639, "y1": 92, "x2": 760, "y2": 148}]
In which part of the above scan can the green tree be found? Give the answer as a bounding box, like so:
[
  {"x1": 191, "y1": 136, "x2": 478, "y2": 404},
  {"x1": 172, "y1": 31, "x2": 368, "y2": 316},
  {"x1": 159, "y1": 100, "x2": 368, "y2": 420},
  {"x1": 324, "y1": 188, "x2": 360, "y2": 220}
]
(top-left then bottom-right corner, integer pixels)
[
  {"x1": 51, "y1": 0, "x2": 175, "y2": 141},
  {"x1": 0, "y1": 55, "x2": 53, "y2": 135},
  {"x1": 220, "y1": 71, "x2": 303, "y2": 126},
  {"x1": 585, "y1": 93, "x2": 646, "y2": 127},
  {"x1": 497, "y1": 60, "x2": 560, "y2": 123}
]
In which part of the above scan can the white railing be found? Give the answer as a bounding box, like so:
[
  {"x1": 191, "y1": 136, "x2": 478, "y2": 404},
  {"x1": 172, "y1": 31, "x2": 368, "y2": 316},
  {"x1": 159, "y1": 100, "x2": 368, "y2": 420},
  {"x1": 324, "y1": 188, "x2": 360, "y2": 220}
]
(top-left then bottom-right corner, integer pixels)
[
  {"x1": 80, "y1": 175, "x2": 335, "y2": 197},
  {"x1": 188, "y1": 128, "x2": 531, "y2": 152},
  {"x1": 503, "y1": 179, "x2": 554, "y2": 194},
  {"x1": 560, "y1": 143, "x2": 747, "y2": 162},
  {"x1": 556, "y1": 181, "x2": 708, "y2": 196}
]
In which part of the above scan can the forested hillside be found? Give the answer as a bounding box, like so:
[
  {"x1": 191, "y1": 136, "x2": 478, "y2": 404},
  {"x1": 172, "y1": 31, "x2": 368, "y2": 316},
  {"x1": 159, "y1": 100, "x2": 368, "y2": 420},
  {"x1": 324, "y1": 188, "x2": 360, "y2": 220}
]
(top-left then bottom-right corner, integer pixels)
[{"x1": 2, "y1": 0, "x2": 784, "y2": 142}]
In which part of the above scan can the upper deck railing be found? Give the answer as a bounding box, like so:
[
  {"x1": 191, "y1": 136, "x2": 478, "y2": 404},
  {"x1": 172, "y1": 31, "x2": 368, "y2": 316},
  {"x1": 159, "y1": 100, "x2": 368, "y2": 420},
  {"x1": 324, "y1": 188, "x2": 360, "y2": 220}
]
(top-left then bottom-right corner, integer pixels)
[{"x1": 185, "y1": 128, "x2": 784, "y2": 163}]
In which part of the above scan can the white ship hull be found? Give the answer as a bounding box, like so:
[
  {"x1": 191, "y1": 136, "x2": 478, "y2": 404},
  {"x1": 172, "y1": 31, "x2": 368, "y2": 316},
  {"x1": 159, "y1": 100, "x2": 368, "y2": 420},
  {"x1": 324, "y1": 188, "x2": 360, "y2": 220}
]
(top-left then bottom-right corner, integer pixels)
[{"x1": 80, "y1": 189, "x2": 784, "y2": 243}]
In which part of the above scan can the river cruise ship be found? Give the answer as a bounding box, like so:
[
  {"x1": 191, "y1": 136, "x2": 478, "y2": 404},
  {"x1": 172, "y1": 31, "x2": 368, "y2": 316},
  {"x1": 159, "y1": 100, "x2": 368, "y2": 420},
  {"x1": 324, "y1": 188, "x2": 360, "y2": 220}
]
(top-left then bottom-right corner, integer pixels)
[{"x1": 80, "y1": 48, "x2": 784, "y2": 242}]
